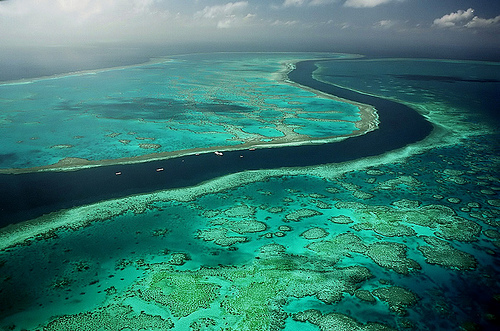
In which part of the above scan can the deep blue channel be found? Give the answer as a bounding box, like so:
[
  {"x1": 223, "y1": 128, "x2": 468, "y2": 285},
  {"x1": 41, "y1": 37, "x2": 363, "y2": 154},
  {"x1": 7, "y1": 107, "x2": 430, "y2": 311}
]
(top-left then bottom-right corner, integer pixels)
[{"x1": 0, "y1": 60, "x2": 433, "y2": 226}]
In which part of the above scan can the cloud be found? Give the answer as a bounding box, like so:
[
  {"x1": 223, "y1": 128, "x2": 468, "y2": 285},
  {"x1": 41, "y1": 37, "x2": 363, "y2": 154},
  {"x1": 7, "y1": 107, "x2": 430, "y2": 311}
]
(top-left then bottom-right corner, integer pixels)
[
  {"x1": 465, "y1": 15, "x2": 500, "y2": 29},
  {"x1": 0, "y1": 0, "x2": 257, "y2": 45},
  {"x1": 374, "y1": 19, "x2": 396, "y2": 29},
  {"x1": 433, "y1": 8, "x2": 500, "y2": 30},
  {"x1": 343, "y1": 0, "x2": 400, "y2": 8},
  {"x1": 194, "y1": 1, "x2": 252, "y2": 28},
  {"x1": 282, "y1": 0, "x2": 337, "y2": 7},
  {"x1": 195, "y1": 1, "x2": 248, "y2": 19},
  {"x1": 433, "y1": 8, "x2": 475, "y2": 28},
  {"x1": 271, "y1": 19, "x2": 300, "y2": 26},
  {"x1": 283, "y1": 0, "x2": 306, "y2": 7},
  {"x1": 0, "y1": 0, "x2": 177, "y2": 44},
  {"x1": 309, "y1": 0, "x2": 338, "y2": 5}
]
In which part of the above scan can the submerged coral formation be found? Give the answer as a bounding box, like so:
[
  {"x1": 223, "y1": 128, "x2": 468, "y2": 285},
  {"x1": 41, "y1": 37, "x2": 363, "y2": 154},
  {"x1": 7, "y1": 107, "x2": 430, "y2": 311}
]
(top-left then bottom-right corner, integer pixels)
[
  {"x1": 418, "y1": 236, "x2": 477, "y2": 270},
  {"x1": 44, "y1": 247, "x2": 377, "y2": 331},
  {"x1": 300, "y1": 227, "x2": 329, "y2": 240},
  {"x1": 0, "y1": 53, "x2": 375, "y2": 174},
  {"x1": 372, "y1": 286, "x2": 418, "y2": 316},
  {"x1": 292, "y1": 309, "x2": 395, "y2": 331},
  {"x1": 0, "y1": 54, "x2": 499, "y2": 331},
  {"x1": 44, "y1": 304, "x2": 174, "y2": 331}
]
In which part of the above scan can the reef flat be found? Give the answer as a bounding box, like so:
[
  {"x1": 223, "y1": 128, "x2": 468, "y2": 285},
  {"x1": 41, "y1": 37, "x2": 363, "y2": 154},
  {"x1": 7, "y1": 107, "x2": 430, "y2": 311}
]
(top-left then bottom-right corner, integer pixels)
[
  {"x1": 0, "y1": 54, "x2": 499, "y2": 330},
  {"x1": 1, "y1": 135, "x2": 498, "y2": 330},
  {"x1": 0, "y1": 53, "x2": 376, "y2": 174}
]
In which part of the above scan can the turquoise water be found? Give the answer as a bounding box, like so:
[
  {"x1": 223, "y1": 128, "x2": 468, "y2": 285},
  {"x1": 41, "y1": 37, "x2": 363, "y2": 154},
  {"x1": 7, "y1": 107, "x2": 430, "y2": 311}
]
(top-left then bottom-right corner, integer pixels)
[
  {"x1": 0, "y1": 53, "x2": 362, "y2": 170},
  {"x1": 0, "y1": 54, "x2": 499, "y2": 330}
]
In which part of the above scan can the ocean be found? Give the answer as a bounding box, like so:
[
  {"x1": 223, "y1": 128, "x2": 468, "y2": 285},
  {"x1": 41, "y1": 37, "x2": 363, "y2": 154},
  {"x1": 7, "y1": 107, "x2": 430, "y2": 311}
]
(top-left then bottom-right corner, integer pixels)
[{"x1": 0, "y1": 52, "x2": 499, "y2": 330}]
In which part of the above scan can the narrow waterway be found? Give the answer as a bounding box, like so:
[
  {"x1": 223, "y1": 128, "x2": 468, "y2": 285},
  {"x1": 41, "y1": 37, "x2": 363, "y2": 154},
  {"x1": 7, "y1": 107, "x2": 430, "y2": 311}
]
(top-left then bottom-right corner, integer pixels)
[{"x1": 0, "y1": 59, "x2": 433, "y2": 226}]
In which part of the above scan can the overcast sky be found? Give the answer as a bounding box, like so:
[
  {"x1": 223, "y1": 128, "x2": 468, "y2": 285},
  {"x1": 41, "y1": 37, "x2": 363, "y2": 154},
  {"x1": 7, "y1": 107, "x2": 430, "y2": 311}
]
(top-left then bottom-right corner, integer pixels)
[{"x1": 1, "y1": 0, "x2": 499, "y2": 58}]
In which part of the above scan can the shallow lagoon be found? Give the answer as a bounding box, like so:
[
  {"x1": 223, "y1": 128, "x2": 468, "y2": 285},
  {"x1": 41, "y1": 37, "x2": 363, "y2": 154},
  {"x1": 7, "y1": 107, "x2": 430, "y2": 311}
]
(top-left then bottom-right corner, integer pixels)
[
  {"x1": 0, "y1": 53, "x2": 369, "y2": 172},
  {"x1": 0, "y1": 53, "x2": 499, "y2": 330}
]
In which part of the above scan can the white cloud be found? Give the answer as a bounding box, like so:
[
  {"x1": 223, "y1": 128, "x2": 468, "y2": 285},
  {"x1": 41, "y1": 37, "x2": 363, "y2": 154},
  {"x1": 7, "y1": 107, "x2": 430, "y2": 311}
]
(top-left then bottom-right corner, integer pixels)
[
  {"x1": 465, "y1": 15, "x2": 500, "y2": 29},
  {"x1": 374, "y1": 19, "x2": 396, "y2": 29},
  {"x1": 195, "y1": 1, "x2": 248, "y2": 19},
  {"x1": 343, "y1": 0, "x2": 400, "y2": 8},
  {"x1": 194, "y1": 1, "x2": 252, "y2": 28},
  {"x1": 0, "y1": 0, "x2": 177, "y2": 45},
  {"x1": 283, "y1": 0, "x2": 306, "y2": 7},
  {"x1": 433, "y1": 8, "x2": 500, "y2": 30},
  {"x1": 309, "y1": 0, "x2": 338, "y2": 5},
  {"x1": 217, "y1": 18, "x2": 235, "y2": 29},
  {"x1": 0, "y1": 0, "x2": 258, "y2": 45},
  {"x1": 282, "y1": 0, "x2": 337, "y2": 7},
  {"x1": 271, "y1": 19, "x2": 300, "y2": 26},
  {"x1": 433, "y1": 8, "x2": 475, "y2": 28},
  {"x1": 338, "y1": 22, "x2": 351, "y2": 29}
]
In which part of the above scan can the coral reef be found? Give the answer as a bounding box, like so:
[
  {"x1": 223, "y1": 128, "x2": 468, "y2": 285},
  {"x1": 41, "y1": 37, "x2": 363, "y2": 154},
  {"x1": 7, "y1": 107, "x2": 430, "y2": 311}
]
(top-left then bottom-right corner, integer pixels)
[
  {"x1": 284, "y1": 208, "x2": 323, "y2": 222},
  {"x1": 293, "y1": 309, "x2": 395, "y2": 331},
  {"x1": 417, "y1": 236, "x2": 477, "y2": 270},
  {"x1": 44, "y1": 304, "x2": 174, "y2": 331},
  {"x1": 300, "y1": 227, "x2": 329, "y2": 240},
  {"x1": 372, "y1": 286, "x2": 418, "y2": 316}
]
